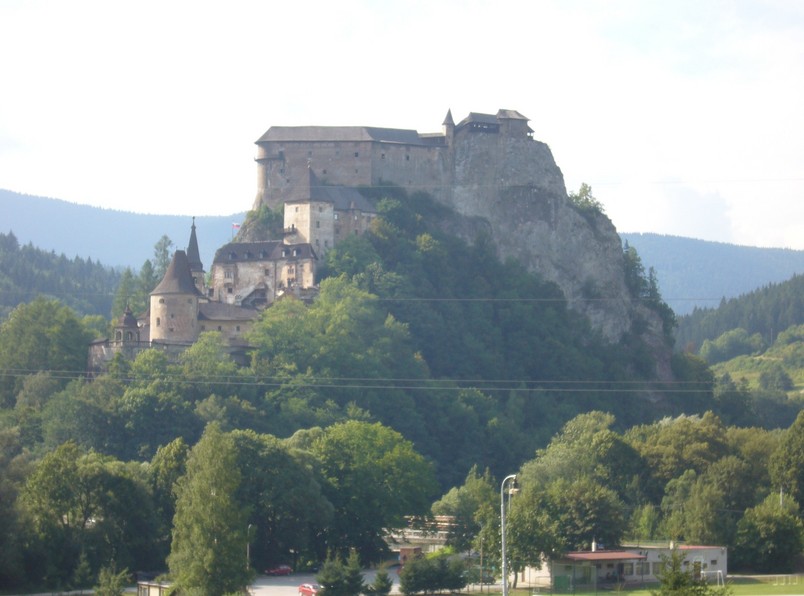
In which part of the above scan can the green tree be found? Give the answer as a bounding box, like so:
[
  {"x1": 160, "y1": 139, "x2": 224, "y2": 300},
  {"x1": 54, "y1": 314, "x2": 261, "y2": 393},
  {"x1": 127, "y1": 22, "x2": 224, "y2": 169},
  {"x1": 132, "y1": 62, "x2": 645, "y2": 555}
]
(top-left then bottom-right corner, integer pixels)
[
  {"x1": 431, "y1": 466, "x2": 496, "y2": 552},
  {"x1": 311, "y1": 421, "x2": 438, "y2": 561},
  {"x1": 367, "y1": 564, "x2": 393, "y2": 596},
  {"x1": 0, "y1": 297, "x2": 93, "y2": 406},
  {"x1": 568, "y1": 183, "x2": 605, "y2": 215},
  {"x1": 733, "y1": 494, "x2": 804, "y2": 572},
  {"x1": 94, "y1": 565, "x2": 130, "y2": 596},
  {"x1": 152, "y1": 235, "x2": 174, "y2": 279},
  {"x1": 168, "y1": 424, "x2": 252, "y2": 595},
  {"x1": 652, "y1": 547, "x2": 731, "y2": 595},
  {"x1": 769, "y1": 410, "x2": 804, "y2": 500}
]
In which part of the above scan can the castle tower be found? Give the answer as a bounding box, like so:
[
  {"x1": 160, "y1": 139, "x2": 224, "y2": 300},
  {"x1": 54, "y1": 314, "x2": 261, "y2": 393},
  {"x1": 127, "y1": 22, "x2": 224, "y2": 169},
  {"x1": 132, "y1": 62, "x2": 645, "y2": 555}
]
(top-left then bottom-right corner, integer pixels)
[
  {"x1": 443, "y1": 109, "x2": 455, "y2": 146},
  {"x1": 186, "y1": 217, "x2": 206, "y2": 296},
  {"x1": 149, "y1": 250, "x2": 202, "y2": 344},
  {"x1": 113, "y1": 305, "x2": 140, "y2": 344},
  {"x1": 284, "y1": 168, "x2": 336, "y2": 253}
]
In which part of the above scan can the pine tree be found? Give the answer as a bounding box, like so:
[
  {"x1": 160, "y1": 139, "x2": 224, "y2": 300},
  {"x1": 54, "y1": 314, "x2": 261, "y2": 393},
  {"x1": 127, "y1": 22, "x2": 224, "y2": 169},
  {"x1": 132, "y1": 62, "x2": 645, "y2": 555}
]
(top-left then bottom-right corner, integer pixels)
[{"x1": 168, "y1": 423, "x2": 251, "y2": 595}]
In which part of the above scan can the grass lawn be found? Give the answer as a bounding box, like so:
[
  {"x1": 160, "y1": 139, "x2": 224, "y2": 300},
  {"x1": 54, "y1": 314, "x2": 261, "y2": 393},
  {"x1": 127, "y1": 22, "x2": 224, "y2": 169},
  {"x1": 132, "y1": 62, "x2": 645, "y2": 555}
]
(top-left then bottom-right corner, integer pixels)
[{"x1": 500, "y1": 575, "x2": 804, "y2": 595}]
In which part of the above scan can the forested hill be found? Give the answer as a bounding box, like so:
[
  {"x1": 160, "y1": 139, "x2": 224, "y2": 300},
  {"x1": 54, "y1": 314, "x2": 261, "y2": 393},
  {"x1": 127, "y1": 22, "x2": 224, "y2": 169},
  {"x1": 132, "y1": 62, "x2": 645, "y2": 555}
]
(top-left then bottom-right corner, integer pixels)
[
  {"x1": 0, "y1": 231, "x2": 120, "y2": 319},
  {"x1": 676, "y1": 273, "x2": 804, "y2": 351},
  {"x1": 621, "y1": 233, "x2": 804, "y2": 316}
]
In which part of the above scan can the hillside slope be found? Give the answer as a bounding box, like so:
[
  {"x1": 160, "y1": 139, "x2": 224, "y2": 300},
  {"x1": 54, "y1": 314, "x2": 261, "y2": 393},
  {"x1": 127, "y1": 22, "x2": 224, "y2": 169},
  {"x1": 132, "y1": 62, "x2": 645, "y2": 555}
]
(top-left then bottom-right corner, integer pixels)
[
  {"x1": 622, "y1": 233, "x2": 804, "y2": 316},
  {"x1": 1, "y1": 189, "x2": 245, "y2": 270}
]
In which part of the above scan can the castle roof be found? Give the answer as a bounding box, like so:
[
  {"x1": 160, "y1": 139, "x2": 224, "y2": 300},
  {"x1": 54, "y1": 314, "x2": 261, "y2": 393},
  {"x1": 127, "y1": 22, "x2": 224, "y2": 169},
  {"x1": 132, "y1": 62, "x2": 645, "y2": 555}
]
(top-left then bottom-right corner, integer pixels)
[
  {"x1": 308, "y1": 185, "x2": 376, "y2": 213},
  {"x1": 456, "y1": 110, "x2": 533, "y2": 132},
  {"x1": 117, "y1": 305, "x2": 139, "y2": 328},
  {"x1": 186, "y1": 218, "x2": 204, "y2": 272},
  {"x1": 198, "y1": 302, "x2": 258, "y2": 322},
  {"x1": 257, "y1": 126, "x2": 433, "y2": 146},
  {"x1": 151, "y1": 250, "x2": 204, "y2": 296},
  {"x1": 212, "y1": 241, "x2": 317, "y2": 265}
]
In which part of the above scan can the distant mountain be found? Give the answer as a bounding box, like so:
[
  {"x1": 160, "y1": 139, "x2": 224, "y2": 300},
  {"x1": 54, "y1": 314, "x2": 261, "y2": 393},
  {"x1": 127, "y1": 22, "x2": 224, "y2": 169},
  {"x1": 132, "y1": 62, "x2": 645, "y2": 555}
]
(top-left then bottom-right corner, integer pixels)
[
  {"x1": 1, "y1": 189, "x2": 246, "y2": 271},
  {"x1": 621, "y1": 233, "x2": 804, "y2": 316}
]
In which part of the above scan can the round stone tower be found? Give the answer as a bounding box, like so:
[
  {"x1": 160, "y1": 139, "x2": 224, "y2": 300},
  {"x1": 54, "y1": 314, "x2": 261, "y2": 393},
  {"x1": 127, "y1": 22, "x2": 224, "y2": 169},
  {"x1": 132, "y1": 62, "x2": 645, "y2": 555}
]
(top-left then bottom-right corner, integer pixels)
[{"x1": 149, "y1": 250, "x2": 201, "y2": 344}]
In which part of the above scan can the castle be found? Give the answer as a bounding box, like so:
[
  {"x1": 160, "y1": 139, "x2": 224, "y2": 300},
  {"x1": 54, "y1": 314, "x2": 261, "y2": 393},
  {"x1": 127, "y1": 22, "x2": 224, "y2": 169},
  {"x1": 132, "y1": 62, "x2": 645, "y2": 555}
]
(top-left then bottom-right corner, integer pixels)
[
  {"x1": 90, "y1": 108, "x2": 575, "y2": 371},
  {"x1": 253, "y1": 109, "x2": 540, "y2": 212}
]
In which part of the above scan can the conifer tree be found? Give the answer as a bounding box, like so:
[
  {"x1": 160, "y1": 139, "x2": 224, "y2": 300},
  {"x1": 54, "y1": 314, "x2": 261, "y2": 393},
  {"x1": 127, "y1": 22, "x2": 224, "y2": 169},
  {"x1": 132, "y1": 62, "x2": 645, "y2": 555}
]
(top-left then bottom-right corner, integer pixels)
[{"x1": 168, "y1": 423, "x2": 251, "y2": 595}]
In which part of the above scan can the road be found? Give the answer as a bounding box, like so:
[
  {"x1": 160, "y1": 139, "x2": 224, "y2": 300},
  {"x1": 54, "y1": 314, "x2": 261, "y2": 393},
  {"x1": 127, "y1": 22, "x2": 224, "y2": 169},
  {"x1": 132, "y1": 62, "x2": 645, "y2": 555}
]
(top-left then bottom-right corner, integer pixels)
[{"x1": 250, "y1": 569, "x2": 400, "y2": 596}]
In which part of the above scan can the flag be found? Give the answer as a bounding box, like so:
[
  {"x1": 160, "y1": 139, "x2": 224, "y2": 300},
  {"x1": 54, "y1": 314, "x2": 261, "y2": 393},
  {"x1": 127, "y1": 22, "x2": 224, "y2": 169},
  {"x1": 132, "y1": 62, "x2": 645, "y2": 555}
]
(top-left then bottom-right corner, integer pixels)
[{"x1": 232, "y1": 223, "x2": 241, "y2": 229}]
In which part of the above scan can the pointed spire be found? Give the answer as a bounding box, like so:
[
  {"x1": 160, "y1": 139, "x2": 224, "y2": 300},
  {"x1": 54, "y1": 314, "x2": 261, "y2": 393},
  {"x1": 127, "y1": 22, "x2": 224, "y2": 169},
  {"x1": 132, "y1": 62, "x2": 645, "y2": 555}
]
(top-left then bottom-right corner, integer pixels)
[
  {"x1": 443, "y1": 109, "x2": 455, "y2": 127},
  {"x1": 186, "y1": 217, "x2": 203, "y2": 273},
  {"x1": 151, "y1": 250, "x2": 203, "y2": 296}
]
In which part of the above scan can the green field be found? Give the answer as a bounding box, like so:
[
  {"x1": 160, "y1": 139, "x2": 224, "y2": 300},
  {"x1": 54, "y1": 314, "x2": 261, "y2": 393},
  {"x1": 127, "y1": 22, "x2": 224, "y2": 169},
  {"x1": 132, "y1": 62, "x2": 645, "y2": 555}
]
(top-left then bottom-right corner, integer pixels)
[{"x1": 497, "y1": 575, "x2": 804, "y2": 595}]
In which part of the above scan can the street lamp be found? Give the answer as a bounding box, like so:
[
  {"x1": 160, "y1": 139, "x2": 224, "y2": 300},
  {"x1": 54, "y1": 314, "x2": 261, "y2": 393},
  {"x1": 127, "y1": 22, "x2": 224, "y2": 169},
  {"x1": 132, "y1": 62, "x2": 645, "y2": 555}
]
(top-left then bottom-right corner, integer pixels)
[
  {"x1": 501, "y1": 474, "x2": 517, "y2": 596},
  {"x1": 246, "y1": 524, "x2": 253, "y2": 571}
]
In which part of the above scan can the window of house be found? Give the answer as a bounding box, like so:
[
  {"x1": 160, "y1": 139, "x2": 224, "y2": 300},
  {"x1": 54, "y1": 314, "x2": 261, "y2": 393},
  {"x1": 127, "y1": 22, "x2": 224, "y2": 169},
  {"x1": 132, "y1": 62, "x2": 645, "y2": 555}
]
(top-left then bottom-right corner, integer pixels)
[
  {"x1": 319, "y1": 206, "x2": 323, "y2": 212},
  {"x1": 316, "y1": 239, "x2": 320, "y2": 246},
  {"x1": 168, "y1": 327, "x2": 174, "y2": 332},
  {"x1": 381, "y1": 153, "x2": 385, "y2": 159},
  {"x1": 324, "y1": 240, "x2": 329, "y2": 247},
  {"x1": 293, "y1": 249, "x2": 299, "y2": 256},
  {"x1": 170, "y1": 313, "x2": 174, "y2": 319},
  {"x1": 322, "y1": 169, "x2": 327, "y2": 174},
  {"x1": 623, "y1": 563, "x2": 633, "y2": 576},
  {"x1": 236, "y1": 325, "x2": 241, "y2": 332},
  {"x1": 307, "y1": 150, "x2": 312, "y2": 157},
  {"x1": 710, "y1": 560, "x2": 718, "y2": 566},
  {"x1": 228, "y1": 287, "x2": 233, "y2": 294},
  {"x1": 406, "y1": 154, "x2": 410, "y2": 161},
  {"x1": 225, "y1": 270, "x2": 233, "y2": 278},
  {"x1": 115, "y1": 331, "x2": 122, "y2": 341},
  {"x1": 187, "y1": 298, "x2": 192, "y2": 303},
  {"x1": 264, "y1": 269, "x2": 270, "y2": 275},
  {"x1": 652, "y1": 563, "x2": 663, "y2": 575},
  {"x1": 635, "y1": 562, "x2": 649, "y2": 575}
]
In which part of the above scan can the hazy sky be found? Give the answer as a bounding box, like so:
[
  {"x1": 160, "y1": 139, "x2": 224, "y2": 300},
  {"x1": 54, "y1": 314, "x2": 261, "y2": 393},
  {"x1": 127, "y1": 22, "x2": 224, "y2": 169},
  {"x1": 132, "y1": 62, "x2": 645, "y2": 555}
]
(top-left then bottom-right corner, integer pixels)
[{"x1": 2, "y1": 0, "x2": 803, "y2": 249}]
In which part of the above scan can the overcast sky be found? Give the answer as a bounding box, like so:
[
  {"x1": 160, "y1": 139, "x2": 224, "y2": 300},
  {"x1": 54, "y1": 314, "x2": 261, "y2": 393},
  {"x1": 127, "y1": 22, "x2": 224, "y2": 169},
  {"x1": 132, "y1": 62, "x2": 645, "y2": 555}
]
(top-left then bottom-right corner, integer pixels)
[{"x1": 2, "y1": 0, "x2": 803, "y2": 249}]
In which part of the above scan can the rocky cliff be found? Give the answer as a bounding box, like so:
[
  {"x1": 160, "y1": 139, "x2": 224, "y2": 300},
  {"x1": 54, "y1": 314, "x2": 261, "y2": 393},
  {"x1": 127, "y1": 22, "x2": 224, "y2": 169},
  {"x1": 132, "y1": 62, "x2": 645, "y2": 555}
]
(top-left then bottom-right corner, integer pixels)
[{"x1": 441, "y1": 134, "x2": 673, "y2": 380}]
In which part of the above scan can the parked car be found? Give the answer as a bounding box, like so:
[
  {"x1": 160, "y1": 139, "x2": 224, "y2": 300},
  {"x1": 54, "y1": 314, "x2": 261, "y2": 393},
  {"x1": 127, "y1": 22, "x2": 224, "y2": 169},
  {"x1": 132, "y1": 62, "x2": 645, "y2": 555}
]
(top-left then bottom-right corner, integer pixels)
[
  {"x1": 265, "y1": 564, "x2": 293, "y2": 576},
  {"x1": 298, "y1": 583, "x2": 322, "y2": 596}
]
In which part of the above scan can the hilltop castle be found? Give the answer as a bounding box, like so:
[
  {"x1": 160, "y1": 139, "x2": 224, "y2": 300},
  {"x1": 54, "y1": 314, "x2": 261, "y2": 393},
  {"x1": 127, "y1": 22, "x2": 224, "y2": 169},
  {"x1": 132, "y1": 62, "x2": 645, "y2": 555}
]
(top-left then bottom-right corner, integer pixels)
[
  {"x1": 93, "y1": 108, "x2": 662, "y2": 372},
  {"x1": 253, "y1": 109, "x2": 548, "y2": 213}
]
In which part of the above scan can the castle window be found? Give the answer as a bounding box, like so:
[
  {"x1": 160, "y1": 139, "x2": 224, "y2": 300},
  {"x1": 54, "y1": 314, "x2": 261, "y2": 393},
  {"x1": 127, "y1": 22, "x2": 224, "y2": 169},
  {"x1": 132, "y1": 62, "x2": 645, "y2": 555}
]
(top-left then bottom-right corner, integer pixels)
[
  {"x1": 187, "y1": 298, "x2": 192, "y2": 303},
  {"x1": 225, "y1": 270, "x2": 233, "y2": 279},
  {"x1": 282, "y1": 249, "x2": 288, "y2": 257},
  {"x1": 236, "y1": 325, "x2": 241, "y2": 332},
  {"x1": 381, "y1": 153, "x2": 385, "y2": 159},
  {"x1": 406, "y1": 154, "x2": 410, "y2": 161},
  {"x1": 293, "y1": 249, "x2": 299, "y2": 256},
  {"x1": 334, "y1": 213, "x2": 339, "y2": 220},
  {"x1": 318, "y1": 206, "x2": 323, "y2": 212},
  {"x1": 156, "y1": 317, "x2": 161, "y2": 326},
  {"x1": 115, "y1": 331, "x2": 122, "y2": 341},
  {"x1": 324, "y1": 240, "x2": 329, "y2": 247},
  {"x1": 126, "y1": 332, "x2": 133, "y2": 341},
  {"x1": 159, "y1": 298, "x2": 165, "y2": 304},
  {"x1": 201, "y1": 325, "x2": 206, "y2": 331},
  {"x1": 264, "y1": 269, "x2": 270, "y2": 275},
  {"x1": 316, "y1": 220, "x2": 320, "y2": 228},
  {"x1": 170, "y1": 313, "x2": 175, "y2": 319},
  {"x1": 335, "y1": 227, "x2": 340, "y2": 235},
  {"x1": 308, "y1": 150, "x2": 312, "y2": 157},
  {"x1": 168, "y1": 327, "x2": 174, "y2": 332},
  {"x1": 316, "y1": 239, "x2": 320, "y2": 246},
  {"x1": 228, "y1": 287, "x2": 233, "y2": 294},
  {"x1": 354, "y1": 152, "x2": 359, "y2": 157},
  {"x1": 322, "y1": 169, "x2": 327, "y2": 174},
  {"x1": 218, "y1": 326, "x2": 222, "y2": 331},
  {"x1": 295, "y1": 206, "x2": 299, "y2": 212}
]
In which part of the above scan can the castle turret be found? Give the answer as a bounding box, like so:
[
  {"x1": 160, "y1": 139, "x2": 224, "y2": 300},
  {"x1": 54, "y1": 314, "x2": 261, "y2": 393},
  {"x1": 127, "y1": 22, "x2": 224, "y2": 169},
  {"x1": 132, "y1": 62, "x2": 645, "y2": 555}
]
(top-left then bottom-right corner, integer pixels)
[
  {"x1": 186, "y1": 217, "x2": 206, "y2": 295},
  {"x1": 443, "y1": 109, "x2": 455, "y2": 146},
  {"x1": 149, "y1": 250, "x2": 202, "y2": 344}
]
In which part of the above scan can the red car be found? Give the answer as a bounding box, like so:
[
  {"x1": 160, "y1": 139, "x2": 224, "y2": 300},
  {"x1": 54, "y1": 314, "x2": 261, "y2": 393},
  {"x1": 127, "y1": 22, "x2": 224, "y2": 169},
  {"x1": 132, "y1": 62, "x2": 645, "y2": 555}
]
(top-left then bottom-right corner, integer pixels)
[
  {"x1": 299, "y1": 583, "x2": 321, "y2": 596},
  {"x1": 265, "y1": 564, "x2": 293, "y2": 576}
]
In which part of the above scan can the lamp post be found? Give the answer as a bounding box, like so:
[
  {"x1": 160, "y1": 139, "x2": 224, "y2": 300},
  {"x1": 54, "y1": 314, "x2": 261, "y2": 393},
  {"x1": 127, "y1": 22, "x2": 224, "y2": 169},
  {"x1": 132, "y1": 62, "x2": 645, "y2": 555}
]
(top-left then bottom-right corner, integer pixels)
[
  {"x1": 246, "y1": 524, "x2": 253, "y2": 571},
  {"x1": 501, "y1": 474, "x2": 517, "y2": 596}
]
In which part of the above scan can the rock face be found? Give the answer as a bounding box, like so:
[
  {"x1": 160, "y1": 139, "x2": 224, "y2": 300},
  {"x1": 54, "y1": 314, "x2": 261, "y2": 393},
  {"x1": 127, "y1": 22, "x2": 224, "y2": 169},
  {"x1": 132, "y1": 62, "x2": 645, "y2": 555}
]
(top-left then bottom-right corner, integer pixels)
[{"x1": 251, "y1": 110, "x2": 671, "y2": 377}]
